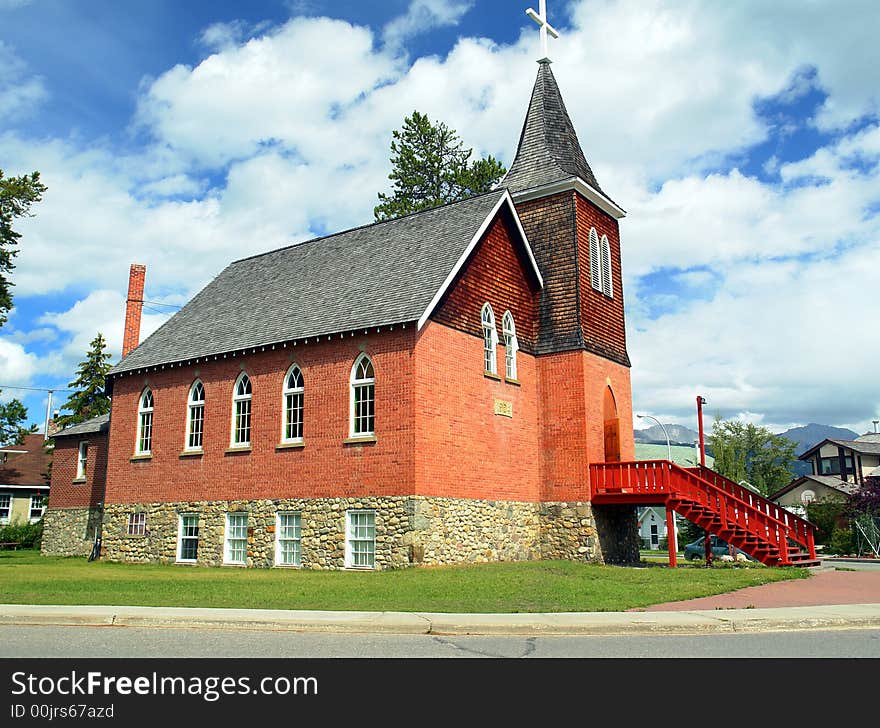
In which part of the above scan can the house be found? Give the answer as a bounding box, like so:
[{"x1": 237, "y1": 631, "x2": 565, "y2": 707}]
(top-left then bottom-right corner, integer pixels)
[
  {"x1": 769, "y1": 433, "x2": 880, "y2": 515},
  {"x1": 43, "y1": 56, "x2": 641, "y2": 569},
  {"x1": 41, "y1": 414, "x2": 109, "y2": 556},
  {"x1": 637, "y1": 506, "x2": 669, "y2": 549},
  {"x1": 0, "y1": 433, "x2": 51, "y2": 529}
]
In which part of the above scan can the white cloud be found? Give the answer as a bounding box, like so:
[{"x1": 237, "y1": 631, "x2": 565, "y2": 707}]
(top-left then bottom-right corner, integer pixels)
[
  {"x1": 0, "y1": 41, "x2": 47, "y2": 121},
  {"x1": 382, "y1": 0, "x2": 473, "y2": 50},
  {"x1": 4, "y1": 0, "x2": 880, "y2": 432},
  {"x1": 0, "y1": 338, "x2": 40, "y2": 390}
]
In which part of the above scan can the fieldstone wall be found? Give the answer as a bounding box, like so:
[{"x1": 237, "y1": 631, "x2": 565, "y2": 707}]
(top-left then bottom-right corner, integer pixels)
[
  {"x1": 102, "y1": 497, "x2": 413, "y2": 570},
  {"x1": 41, "y1": 507, "x2": 102, "y2": 557},
  {"x1": 593, "y1": 504, "x2": 640, "y2": 564},
  {"x1": 407, "y1": 497, "x2": 541, "y2": 564},
  {"x1": 100, "y1": 496, "x2": 635, "y2": 569},
  {"x1": 539, "y1": 502, "x2": 602, "y2": 561}
]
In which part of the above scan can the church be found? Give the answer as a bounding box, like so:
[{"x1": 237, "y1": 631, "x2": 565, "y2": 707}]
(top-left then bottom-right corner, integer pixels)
[{"x1": 43, "y1": 30, "x2": 643, "y2": 568}]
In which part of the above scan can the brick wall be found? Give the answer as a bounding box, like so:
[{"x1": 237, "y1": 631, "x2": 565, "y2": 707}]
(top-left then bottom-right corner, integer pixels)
[
  {"x1": 47, "y1": 433, "x2": 108, "y2": 509},
  {"x1": 104, "y1": 327, "x2": 417, "y2": 504},
  {"x1": 414, "y1": 321, "x2": 542, "y2": 502}
]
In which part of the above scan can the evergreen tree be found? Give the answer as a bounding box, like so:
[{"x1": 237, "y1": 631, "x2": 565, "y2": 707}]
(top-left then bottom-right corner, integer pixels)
[
  {"x1": 0, "y1": 169, "x2": 47, "y2": 327},
  {"x1": 0, "y1": 397, "x2": 36, "y2": 446},
  {"x1": 374, "y1": 111, "x2": 506, "y2": 221},
  {"x1": 55, "y1": 333, "x2": 112, "y2": 428}
]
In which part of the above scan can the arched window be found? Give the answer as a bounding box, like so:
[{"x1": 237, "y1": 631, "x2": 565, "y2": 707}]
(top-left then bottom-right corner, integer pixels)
[
  {"x1": 589, "y1": 227, "x2": 602, "y2": 292},
  {"x1": 481, "y1": 303, "x2": 498, "y2": 374},
  {"x1": 185, "y1": 380, "x2": 205, "y2": 451},
  {"x1": 350, "y1": 354, "x2": 375, "y2": 437},
  {"x1": 600, "y1": 234, "x2": 613, "y2": 298},
  {"x1": 136, "y1": 388, "x2": 153, "y2": 455},
  {"x1": 231, "y1": 373, "x2": 252, "y2": 447},
  {"x1": 502, "y1": 311, "x2": 518, "y2": 381},
  {"x1": 282, "y1": 364, "x2": 304, "y2": 443}
]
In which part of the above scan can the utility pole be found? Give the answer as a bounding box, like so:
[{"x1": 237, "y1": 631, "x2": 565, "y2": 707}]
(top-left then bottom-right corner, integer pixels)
[{"x1": 43, "y1": 390, "x2": 54, "y2": 441}]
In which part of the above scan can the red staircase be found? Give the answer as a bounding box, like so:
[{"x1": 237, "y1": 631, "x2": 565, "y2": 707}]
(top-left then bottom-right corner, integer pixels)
[{"x1": 590, "y1": 460, "x2": 818, "y2": 567}]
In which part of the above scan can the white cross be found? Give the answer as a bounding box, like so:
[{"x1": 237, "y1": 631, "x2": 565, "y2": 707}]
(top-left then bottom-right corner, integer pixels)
[{"x1": 526, "y1": 0, "x2": 560, "y2": 60}]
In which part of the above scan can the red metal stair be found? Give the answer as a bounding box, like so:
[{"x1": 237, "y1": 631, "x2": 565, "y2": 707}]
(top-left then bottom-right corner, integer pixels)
[{"x1": 590, "y1": 460, "x2": 818, "y2": 567}]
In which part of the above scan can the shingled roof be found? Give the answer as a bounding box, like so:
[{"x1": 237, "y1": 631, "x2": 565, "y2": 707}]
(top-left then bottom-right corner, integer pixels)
[
  {"x1": 51, "y1": 413, "x2": 110, "y2": 439},
  {"x1": 110, "y1": 189, "x2": 540, "y2": 377},
  {"x1": 501, "y1": 60, "x2": 604, "y2": 196},
  {"x1": 0, "y1": 433, "x2": 51, "y2": 487}
]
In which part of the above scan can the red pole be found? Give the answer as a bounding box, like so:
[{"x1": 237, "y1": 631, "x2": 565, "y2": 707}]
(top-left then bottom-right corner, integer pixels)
[
  {"x1": 696, "y1": 395, "x2": 707, "y2": 467},
  {"x1": 666, "y1": 503, "x2": 677, "y2": 568}
]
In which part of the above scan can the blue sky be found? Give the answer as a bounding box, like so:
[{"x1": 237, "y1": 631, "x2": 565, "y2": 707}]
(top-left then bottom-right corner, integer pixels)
[{"x1": 1, "y1": 0, "x2": 878, "y2": 436}]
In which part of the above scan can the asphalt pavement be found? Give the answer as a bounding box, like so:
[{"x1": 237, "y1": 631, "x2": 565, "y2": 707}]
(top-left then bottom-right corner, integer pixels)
[{"x1": 1, "y1": 558, "x2": 879, "y2": 636}]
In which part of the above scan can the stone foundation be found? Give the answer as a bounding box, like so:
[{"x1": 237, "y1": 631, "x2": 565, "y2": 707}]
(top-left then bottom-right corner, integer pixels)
[
  {"x1": 41, "y1": 507, "x2": 103, "y2": 557},
  {"x1": 99, "y1": 496, "x2": 637, "y2": 569}
]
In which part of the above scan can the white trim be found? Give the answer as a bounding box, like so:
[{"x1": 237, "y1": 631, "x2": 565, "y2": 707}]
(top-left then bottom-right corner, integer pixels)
[
  {"x1": 176, "y1": 513, "x2": 199, "y2": 563},
  {"x1": 76, "y1": 441, "x2": 88, "y2": 479},
  {"x1": 344, "y1": 509, "x2": 376, "y2": 569},
  {"x1": 417, "y1": 191, "x2": 543, "y2": 330},
  {"x1": 275, "y1": 511, "x2": 302, "y2": 567},
  {"x1": 184, "y1": 379, "x2": 205, "y2": 451},
  {"x1": 511, "y1": 176, "x2": 627, "y2": 220},
  {"x1": 0, "y1": 484, "x2": 49, "y2": 490},
  {"x1": 224, "y1": 512, "x2": 248, "y2": 565},
  {"x1": 135, "y1": 388, "x2": 153, "y2": 455},
  {"x1": 230, "y1": 372, "x2": 252, "y2": 448},
  {"x1": 349, "y1": 353, "x2": 375, "y2": 437},
  {"x1": 281, "y1": 364, "x2": 305, "y2": 444}
]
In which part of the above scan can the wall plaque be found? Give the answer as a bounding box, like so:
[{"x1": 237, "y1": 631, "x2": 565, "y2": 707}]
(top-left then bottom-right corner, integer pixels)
[{"x1": 494, "y1": 399, "x2": 513, "y2": 418}]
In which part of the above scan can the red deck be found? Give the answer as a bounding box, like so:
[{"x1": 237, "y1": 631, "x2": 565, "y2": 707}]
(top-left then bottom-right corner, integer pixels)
[{"x1": 591, "y1": 460, "x2": 818, "y2": 567}]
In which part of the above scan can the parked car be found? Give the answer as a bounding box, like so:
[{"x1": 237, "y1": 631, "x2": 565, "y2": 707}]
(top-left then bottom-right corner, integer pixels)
[{"x1": 684, "y1": 535, "x2": 752, "y2": 561}]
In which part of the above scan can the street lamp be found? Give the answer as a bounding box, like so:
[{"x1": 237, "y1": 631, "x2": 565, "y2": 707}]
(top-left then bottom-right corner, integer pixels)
[
  {"x1": 637, "y1": 414, "x2": 671, "y2": 462},
  {"x1": 637, "y1": 413, "x2": 677, "y2": 562}
]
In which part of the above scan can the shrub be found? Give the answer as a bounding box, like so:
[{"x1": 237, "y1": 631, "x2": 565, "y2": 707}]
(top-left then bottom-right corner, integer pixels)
[
  {"x1": 828, "y1": 526, "x2": 855, "y2": 555},
  {"x1": 0, "y1": 519, "x2": 43, "y2": 549},
  {"x1": 806, "y1": 501, "x2": 846, "y2": 545}
]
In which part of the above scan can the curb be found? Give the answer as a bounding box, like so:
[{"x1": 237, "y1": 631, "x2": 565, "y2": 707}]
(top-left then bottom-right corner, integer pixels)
[{"x1": 2, "y1": 603, "x2": 880, "y2": 636}]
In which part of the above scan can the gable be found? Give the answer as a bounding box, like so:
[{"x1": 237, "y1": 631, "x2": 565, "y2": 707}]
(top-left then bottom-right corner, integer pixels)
[{"x1": 428, "y1": 204, "x2": 541, "y2": 352}]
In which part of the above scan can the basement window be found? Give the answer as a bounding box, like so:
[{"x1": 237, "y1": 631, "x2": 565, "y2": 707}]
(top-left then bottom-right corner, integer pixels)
[
  {"x1": 177, "y1": 514, "x2": 199, "y2": 563},
  {"x1": 275, "y1": 512, "x2": 302, "y2": 567},
  {"x1": 345, "y1": 510, "x2": 376, "y2": 569},
  {"x1": 224, "y1": 512, "x2": 248, "y2": 565},
  {"x1": 127, "y1": 512, "x2": 146, "y2": 536}
]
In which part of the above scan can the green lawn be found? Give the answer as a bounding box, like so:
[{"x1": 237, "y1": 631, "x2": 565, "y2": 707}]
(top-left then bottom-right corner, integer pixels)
[{"x1": 0, "y1": 551, "x2": 808, "y2": 613}]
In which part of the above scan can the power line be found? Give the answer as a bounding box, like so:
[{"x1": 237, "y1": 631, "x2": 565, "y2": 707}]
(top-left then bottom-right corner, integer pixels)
[{"x1": 0, "y1": 385, "x2": 72, "y2": 393}]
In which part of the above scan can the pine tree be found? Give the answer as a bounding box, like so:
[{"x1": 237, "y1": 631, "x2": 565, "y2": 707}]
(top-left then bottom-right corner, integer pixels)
[
  {"x1": 55, "y1": 333, "x2": 112, "y2": 429},
  {"x1": 0, "y1": 169, "x2": 47, "y2": 327},
  {"x1": 374, "y1": 111, "x2": 506, "y2": 221}
]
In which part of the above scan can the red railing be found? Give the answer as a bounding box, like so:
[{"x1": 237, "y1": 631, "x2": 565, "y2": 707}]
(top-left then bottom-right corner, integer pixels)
[{"x1": 590, "y1": 460, "x2": 816, "y2": 562}]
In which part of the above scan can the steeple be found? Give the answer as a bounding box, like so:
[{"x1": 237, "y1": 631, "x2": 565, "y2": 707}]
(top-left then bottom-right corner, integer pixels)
[{"x1": 502, "y1": 60, "x2": 605, "y2": 197}]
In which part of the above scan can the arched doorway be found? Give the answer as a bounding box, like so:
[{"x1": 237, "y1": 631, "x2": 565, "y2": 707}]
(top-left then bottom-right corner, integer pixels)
[{"x1": 603, "y1": 386, "x2": 621, "y2": 463}]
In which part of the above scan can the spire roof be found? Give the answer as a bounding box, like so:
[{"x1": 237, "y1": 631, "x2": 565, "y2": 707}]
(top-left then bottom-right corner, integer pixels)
[{"x1": 501, "y1": 60, "x2": 604, "y2": 196}]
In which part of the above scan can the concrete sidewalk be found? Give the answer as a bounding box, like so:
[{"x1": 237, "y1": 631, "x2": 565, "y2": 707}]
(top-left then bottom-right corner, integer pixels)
[{"x1": 2, "y1": 602, "x2": 880, "y2": 636}]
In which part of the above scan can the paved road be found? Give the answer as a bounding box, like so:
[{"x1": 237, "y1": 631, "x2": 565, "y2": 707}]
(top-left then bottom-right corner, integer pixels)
[{"x1": 2, "y1": 624, "x2": 880, "y2": 658}]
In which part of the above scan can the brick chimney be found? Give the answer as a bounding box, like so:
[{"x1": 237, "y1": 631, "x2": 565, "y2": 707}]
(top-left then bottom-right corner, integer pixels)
[{"x1": 122, "y1": 263, "x2": 146, "y2": 358}]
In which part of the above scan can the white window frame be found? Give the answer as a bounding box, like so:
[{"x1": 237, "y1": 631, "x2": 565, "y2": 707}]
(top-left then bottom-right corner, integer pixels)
[
  {"x1": 127, "y1": 512, "x2": 146, "y2": 536},
  {"x1": 177, "y1": 513, "x2": 200, "y2": 563},
  {"x1": 29, "y1": 493, "x2": 45, "y2": 522},
  {"x1": 136, "y1": 388, "x2": 153, "y2": 455},
  {"x1": 589, "y1": 227, "x2": 602, "y2": 292},
  {"x1": 481, "y1": 303, "x2": 498, "y2": 374},
  {"x1": 600, "y1": 233, "x2": 613, "y2": 298},
  {"x1": 185, "y1": 380, "x2": 205, "y2": 451},
  {"x1": 230, "y1": 372, "x2": 252, "y2": 447},
  {"x1": 224, "y1": 512, "x2": 248, "y2": 565},
  {"x1": 345, "y1": 509, "x2": 376, "y2": 569},
  {"x1": 0, "y1": 493, "x2": 9, "y2": 523},
  {"x1": 502, "y1": 310, "x2": 518, "y2": 381},
  {"x1": 275, "y1": 511, "x2": 302, "y2": 567},
  {"x1": 349, "y1": 354, "x2": 375, "y2": 437},
  {"x1": 76, "y1": 441, "x2": 88, "y2": 479},
  {"x1": 281, "y1": 365, "x2": 304, "y2": 443}
]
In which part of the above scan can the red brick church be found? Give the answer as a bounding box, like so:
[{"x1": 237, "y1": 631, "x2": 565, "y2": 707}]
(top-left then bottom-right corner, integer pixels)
[{"x1": 44, "y1": 57, "x2": 642, "y2": 568}]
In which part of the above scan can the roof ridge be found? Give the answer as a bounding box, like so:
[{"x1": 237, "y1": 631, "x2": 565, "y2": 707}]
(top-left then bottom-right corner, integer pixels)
[{"x1": 232, "y1": 188, "x2": 505, "y2": 265}]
